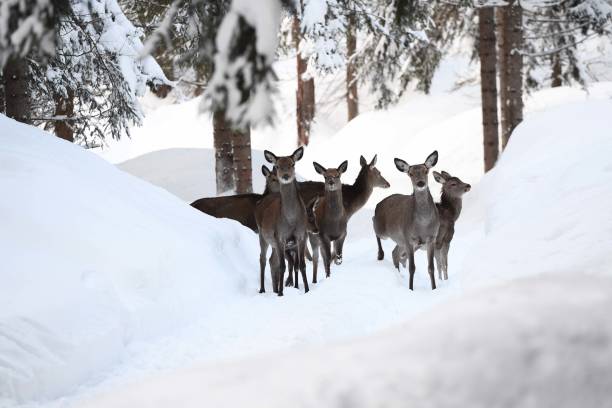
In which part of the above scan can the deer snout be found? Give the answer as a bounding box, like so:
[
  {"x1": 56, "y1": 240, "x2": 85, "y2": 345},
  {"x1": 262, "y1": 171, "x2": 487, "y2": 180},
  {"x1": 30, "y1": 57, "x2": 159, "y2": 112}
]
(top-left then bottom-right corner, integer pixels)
[
  {"x1": 465, "y1": 184, "x2": 471, "y2": 192},
  {"x1": 282, "y1": 174, "x2": 290, "y2": 181},
  {"x1": 416, "y1": 181, "x2": 426, "y2": 188}
]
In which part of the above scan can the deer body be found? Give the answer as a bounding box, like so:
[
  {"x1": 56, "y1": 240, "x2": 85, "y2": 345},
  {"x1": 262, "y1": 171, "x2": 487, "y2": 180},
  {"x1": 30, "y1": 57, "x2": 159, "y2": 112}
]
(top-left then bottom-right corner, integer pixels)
[
  {"x1": 308, "y1": 161, "x2": 349, "y2": 283},
  {"x1": 255, "y1": 148, "x2": 309, "y2": 296},
  {"x1": 373, "y1": 151, "x2": 440, "y2": 290},
  {"x1": 299, "y1": 155, "x2": 389, "y2": 219},
  {"x1": 433, "y1": 171, "x2": 471, "y2": 280},
  {"x1": 191, "y1": 166, "x2": 279, "y2": 233}
]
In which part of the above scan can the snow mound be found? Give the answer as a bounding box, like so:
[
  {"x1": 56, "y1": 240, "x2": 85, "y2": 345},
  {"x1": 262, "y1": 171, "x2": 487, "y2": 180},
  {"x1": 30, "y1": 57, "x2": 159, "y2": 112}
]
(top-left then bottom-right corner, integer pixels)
[
  {"x1": 0, "y1": 116, "x2": 256, "y2": 404},
  {"x1": 80, "y1": 98, "x2": 612, "y2": 408},
  {"x1": 82, "y1": 273, "x2": 612, "y2": 408},
  {"x1": 458, "y1": 99, "x2": 612, "y2": 286}
]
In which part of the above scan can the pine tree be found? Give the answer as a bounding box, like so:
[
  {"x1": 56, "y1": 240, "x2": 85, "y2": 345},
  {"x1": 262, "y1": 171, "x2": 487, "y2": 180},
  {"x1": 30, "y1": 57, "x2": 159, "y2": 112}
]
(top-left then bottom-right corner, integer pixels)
[
  {"x1": 346, "y1": 1, "x2": 358, "y2": 121},
  {"x1": 477, "y1": 4, "x2": 499, "y2": 172},
  {"x1": 294, "y1": 6, "x2": 316, "y2": 146}
]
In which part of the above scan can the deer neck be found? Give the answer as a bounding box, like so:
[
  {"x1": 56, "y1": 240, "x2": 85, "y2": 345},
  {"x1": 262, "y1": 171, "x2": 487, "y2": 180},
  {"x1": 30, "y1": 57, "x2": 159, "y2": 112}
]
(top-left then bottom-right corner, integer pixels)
[
  {"x1": 440, "y1": 192, "x2": 462, "y2": 221},
  {"x1": 413, "y1": 186, "x2": 435, "y2": 216},
  {"x1": 347, "y1": 166, "x2": 372, "y2": 213},
  {"x1": 279, "y1": 180, "x2": 302, "y2": 221},
  {"x1": 325, "y1": 187, "x2": 344, "y2": 218}
]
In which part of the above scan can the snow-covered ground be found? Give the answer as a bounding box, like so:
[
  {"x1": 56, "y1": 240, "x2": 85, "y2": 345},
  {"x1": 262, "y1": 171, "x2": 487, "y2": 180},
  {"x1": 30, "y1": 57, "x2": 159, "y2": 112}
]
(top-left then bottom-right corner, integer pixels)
[{"x1": 2, "y1": 52, "x2": 612, "y2": 407}]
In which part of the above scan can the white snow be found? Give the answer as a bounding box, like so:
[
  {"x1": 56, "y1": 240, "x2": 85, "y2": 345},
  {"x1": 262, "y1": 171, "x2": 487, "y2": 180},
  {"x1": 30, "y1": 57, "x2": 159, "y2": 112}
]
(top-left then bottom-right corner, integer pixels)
[{"x1": 2, "y1": 36, "x2": 612, "y2": 408}]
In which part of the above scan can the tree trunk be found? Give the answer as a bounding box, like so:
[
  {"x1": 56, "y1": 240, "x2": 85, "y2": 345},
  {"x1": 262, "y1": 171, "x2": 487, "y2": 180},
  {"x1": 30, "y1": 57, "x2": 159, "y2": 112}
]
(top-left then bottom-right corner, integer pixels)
[
  {"x1": 551, "y1": 53, "x2": 562, "y2": 87},
  {"x1": 54, "y1": 90, "x2": 75, "y2": 142},
  {"x1": 506, "y1": 1, "x2": 524, "y2": 142},
  {"x1": 0, "y1": 74, "x2": 5, "y2": 114},
  {"x1": 3, "y1": 57, "x2": 31, "y2": 124},
  {"x1": 293, "y1": 14, "x2": 315, "y2": 147},
  {"x1": 496, "y1": 6, "x2": 510, "y2": 148},
  {"x1": 232, "y1": 126, "x2": 253, "y2": 194},
  {"x1": 478, "y1": 6, "x2": 500, "y2": 173},
  {"x1": 498, "y1": 1, "x2": 523, "y2": 149},
  {"x1": 213, "y1": 110, "x2": 235, "y2": 195},
  {"x1": 346, "y1": 6, "x2": 359, "y2": 122}
]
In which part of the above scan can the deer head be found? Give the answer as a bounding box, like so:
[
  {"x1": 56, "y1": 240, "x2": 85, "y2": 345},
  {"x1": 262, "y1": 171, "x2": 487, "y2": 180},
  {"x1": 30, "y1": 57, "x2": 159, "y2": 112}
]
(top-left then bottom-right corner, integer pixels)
[
  {"x1": 394, "y1": 151, "x2": 438, "y2": 191},
  {"x1": 264, "y1": 147, "x2": 304, "y2": 185},
  {"x1": 313, "y1": 160, "x2": 348, "y2": 192},
  {"x1": 433, "y1": 170, "x2": 471, "y2": 197},
  {"x1": 360, "y1": 154, "x2": 390, "y2": 189},
  {"x1": 261, "y1": 165, "x2": 280, "y2": 193}
]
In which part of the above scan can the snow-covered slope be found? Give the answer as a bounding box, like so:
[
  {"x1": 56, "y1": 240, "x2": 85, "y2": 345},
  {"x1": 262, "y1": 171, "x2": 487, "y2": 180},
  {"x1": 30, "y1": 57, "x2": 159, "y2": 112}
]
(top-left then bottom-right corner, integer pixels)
[
  {"x1": 79, "y1": 98, "x2": 612, "y2": 408},
  {"x1": 83, "y1": 274, "x2": 612, "y2": 408},
  {"x1": 0, "y1": 116, "x2": 257, "y2": 404}
]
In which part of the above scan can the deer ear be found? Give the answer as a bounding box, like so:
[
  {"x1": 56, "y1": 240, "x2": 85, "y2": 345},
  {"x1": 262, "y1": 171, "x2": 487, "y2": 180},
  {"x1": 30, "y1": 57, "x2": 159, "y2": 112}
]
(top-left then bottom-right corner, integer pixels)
[
  {"x1": 338, "y1": 160, "x2": 348, "y2": 174},
  {"x1": 264, "y1": 150, "x2": 277, "y2": 164},
  {"x1": 425, "y1": 151, "x2": 438, "y2": 168},
  {"x1": 394, "y1": 158, "x2": 410, "y2": 173},
  {"x1": 292, "y1": 146, "x2": 304, "y2": 162},
  {"x1": 313, "y1": 162, "x2": 326, "y2": 175},
  {"x1": 360, "y1": 155, "x2": 367, "y2": 167},
  {"x1": 261, "y1": 165, "x2": 271, "y2": 177},
  {"x1": 369, "y1": 154, "x2": 378, "y2": 167},
  {"x1": 433, "y1": 171, "x2": 446, "y2": 184},
  {"x1": 441, "y1": 170, "x2": 451, "y2": 179}
]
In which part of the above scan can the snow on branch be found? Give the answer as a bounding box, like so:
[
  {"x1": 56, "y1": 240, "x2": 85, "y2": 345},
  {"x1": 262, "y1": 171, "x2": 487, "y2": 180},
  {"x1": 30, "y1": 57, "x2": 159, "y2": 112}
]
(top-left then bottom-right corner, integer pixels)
[
  {"x1": 204, "y1": 0, "x2": 282, "y2": 128},
  {"x1": 0, "y1": 0, "x2": 58, "y2": 67}
]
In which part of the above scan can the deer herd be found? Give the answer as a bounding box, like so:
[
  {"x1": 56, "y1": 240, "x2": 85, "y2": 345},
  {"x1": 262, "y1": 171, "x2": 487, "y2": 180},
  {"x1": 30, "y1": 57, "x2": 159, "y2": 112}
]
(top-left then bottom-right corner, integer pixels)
[{"x1": 192, "y1": 147, "x2": 470, "y2": 296}]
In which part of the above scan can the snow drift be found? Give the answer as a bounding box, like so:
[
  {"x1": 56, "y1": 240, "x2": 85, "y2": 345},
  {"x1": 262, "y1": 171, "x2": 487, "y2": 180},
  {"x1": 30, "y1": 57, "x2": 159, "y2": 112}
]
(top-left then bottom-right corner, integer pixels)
[
  {"x1": 0, "y1": 116, "x2": 256, "y2": 404},
  {"x1": 80, "y1": 99, "x2": 612, "y2": 408}
]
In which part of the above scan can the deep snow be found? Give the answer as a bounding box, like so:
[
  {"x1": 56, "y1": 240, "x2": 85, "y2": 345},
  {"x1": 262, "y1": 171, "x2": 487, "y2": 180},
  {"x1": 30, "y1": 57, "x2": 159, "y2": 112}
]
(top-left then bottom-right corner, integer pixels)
[{"x1": 2, "y1": 43, "x2": 612, "y2": 407}]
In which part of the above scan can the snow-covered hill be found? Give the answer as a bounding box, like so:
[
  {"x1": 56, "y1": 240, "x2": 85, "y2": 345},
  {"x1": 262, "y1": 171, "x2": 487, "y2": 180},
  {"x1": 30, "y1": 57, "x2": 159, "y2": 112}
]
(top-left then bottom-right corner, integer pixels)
[
  {"x1": 0, "y1": 116, "x2": 258, "y2": 404},
  {"x1": 2, "y1": 93, "x2": 611, "y2": 407},
  {"x1": 81, "y1": 98, "x2": 612, "y2": 408}
]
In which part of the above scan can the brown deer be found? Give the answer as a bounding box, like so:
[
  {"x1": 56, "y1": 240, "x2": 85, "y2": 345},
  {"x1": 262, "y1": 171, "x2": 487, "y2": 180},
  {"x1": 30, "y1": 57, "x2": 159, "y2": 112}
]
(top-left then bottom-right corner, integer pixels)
[
  {"x1": 255, "y1": 147, "x2": 309, "y2": 296},
  {"x1": 299, "y1": 155, "x2": 390, "y2": 218},
  {"x1": 432, "y1": 170, "x2": 471, "y2": 281},
  {"x1": 190, "y1": 166, "x2": 279, "y2": 232},
  {"x1": 308, "y1": 160, "x2": 349, "y2": 283},
  {"x1": 373, "y1": 151, "x2": 440, "y2": 290}
]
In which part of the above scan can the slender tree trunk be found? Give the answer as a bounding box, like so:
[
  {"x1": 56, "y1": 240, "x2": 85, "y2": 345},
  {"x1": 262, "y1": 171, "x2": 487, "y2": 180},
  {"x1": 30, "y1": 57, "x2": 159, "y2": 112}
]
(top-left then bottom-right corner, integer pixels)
[
  {"x1": 0, "y1": 74, "x2": 5, "y2": 114},
  {"x1": 346, "y1": 6, "x2": 359, "y2": 122},
  {"x1": 54, "y1": 90, "x2": 75, "y2": 142},
  {"x1": 551, "y1": 53, "x2": 562, "y2": 87},
  {"x1": 293, "y1": 13, "x2": 315, "y2": 147},
  {"x1": 496, "y1": 6, "x2": 510, "y2": 148},
  {"x1": 213, "y1": 110, "x2": 235, "y2": 195},
  {"x1": 478, "y1": 6, "x2": 500, "y2": 172},
  {"x1": 506, "y1": 1, "x2": 523, "y2": 142},
  {"x1": 498, "y1": 1, "x2": 523, "y2": 149},
  {"x1": 3, "y1": 57, "x2": 31, "y2": 124},
  {"x1": 232, "y1": 126, "x2": 253, "y2": 194}
]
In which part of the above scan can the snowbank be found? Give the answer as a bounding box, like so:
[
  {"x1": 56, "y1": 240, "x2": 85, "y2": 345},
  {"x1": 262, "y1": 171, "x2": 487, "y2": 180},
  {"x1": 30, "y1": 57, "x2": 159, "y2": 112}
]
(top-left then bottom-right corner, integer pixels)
[
  {"x1": 80, "y1": 99, "x2": 612, "y2": 408},
  {"x1": 457, "y1": 99, "x2": 612, "y2": 286},
  {"x1": 82, "y1": 273, "x2": 612, "y2": 408},
  {"x1": 0, "y1": 116, "x2": 256, "y2": 404}
]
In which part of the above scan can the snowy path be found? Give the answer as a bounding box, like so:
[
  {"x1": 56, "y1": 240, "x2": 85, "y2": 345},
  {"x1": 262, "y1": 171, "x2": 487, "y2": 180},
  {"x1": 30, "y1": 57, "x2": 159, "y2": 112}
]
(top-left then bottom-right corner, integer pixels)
[{"x1": 39, "y1": 209, "x2": 475, "y2": 408}]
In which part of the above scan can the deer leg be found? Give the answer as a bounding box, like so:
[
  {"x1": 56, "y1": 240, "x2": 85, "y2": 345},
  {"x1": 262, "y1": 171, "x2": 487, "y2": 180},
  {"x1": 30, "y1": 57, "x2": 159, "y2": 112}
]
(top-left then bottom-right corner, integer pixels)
[
  {"x1": 407, "y1": 246, "x2": 416, "y2": 290},
  {"x1": 258, "y1": 235, "x2": 268, "y2": 294},
  {"x1": 298, "y1": 239, "x2": 309, "y2": 293},
  {"x1": 334, "y1": 232, "x2": 347, "y2": 265},
  {"x1": 309, "y1": 233, "x2": 320, "y2": 284},
  {"x1": 434, "y1": 248, "x2": 443, "y2": 280},
  {"x1": 285, "y1": 249, "x2": 294, "y2": 288},
  {"x1": 276, "y1": 246, "x2": 287, "y2": 297},
  {"x1": 376, "y1": 236, "x2": 384, "y2": 260},
  {"x1": 392, "y1": 245, "x2": 401, "y2": 270},
  {"x1": 269, "y1": 251, "x2": 278, "y2": 294},
  {"x1": 443, "y1": 243, "x2": 450, "y2": 280},
  {"x1": 320, "y1": 236, "x2": 333, "y2": 278},
  {"x1": 427, "y1": 241, "x2": 436, "y2": 290},
  {"x1": 305, "y1": 244, "x2": 313, "y2": 262}
]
